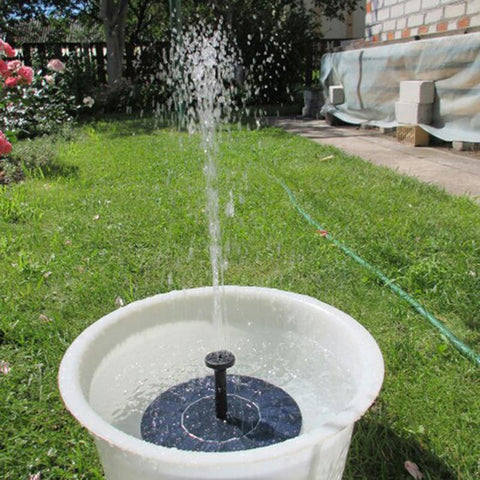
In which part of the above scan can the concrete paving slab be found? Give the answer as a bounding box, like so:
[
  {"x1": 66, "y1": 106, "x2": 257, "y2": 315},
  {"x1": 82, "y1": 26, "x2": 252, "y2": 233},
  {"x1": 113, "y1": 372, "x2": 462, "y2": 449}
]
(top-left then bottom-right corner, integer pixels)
[{"x1": 271, "y1": 117, "x2": 480, "y2": 203}]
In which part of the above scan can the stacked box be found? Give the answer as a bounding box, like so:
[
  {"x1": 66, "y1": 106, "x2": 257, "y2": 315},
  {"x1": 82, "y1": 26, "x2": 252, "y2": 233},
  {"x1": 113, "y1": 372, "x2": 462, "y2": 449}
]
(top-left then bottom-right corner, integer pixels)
[
  {"x1": 395, "y1": 81, "x2": 435, "y2": 125},
  {"x1": 329, "y1": 86, "x2": 344, "y2": 105},
  {"x1": 399, "y1": 81, "x2": 435, "y2": 104},
  {"x1": 395, "y1": 102, "x2": 432, "y2": 124}
]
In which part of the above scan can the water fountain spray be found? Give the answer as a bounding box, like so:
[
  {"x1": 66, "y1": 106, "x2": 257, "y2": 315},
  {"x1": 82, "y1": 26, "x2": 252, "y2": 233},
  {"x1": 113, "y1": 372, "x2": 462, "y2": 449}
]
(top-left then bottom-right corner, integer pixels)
[
  {"x1": 58, "y1": 12, "x2": 384, "y2": 480},
  {"x1": 134, "y1": 20, "x2": 305, "y2": 452}
]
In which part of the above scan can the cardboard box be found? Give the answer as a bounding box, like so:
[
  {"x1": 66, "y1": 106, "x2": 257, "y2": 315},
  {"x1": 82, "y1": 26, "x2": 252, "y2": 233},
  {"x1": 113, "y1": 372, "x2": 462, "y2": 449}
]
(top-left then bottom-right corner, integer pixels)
[{"x1": 396, "y1": 125, "x2": 430, "y2": 146}]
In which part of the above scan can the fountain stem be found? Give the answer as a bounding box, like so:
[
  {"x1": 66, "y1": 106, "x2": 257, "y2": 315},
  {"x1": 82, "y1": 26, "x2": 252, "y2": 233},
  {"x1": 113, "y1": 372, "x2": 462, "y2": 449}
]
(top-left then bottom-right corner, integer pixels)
[
  {"x1": 205, "y1": 350, "x2": 235, "y2": 420},
  {"x1": 213, "y1": 368, "x2": 228, "y2": 420}
]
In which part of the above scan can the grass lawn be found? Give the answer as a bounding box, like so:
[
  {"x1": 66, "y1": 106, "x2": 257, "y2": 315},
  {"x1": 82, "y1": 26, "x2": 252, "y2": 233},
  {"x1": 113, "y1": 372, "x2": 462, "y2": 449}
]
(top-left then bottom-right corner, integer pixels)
[{"x1": 0, "y1": 119, "x2": 479, "y2": 479}]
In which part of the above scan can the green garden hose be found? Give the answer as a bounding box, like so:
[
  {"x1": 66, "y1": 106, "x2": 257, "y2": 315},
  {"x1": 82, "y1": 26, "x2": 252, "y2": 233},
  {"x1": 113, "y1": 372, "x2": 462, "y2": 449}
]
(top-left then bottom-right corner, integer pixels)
[{"x1": 279, "y1": 179, "x2": 480, "y2": 367}]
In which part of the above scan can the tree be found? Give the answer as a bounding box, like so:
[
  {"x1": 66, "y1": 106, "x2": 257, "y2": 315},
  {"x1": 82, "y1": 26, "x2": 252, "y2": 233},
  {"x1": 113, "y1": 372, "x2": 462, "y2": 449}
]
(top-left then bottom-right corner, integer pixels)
[
  {"x1": 312, "y1": 0, "x2": 360, "y2": 20},
  {"x1": 1, "y1": 0, "x2": 360, "y2": 95},
  {"x1": 92, "y1": 0, "x2": 361, "y2": 90},
  {"x1": 0, "y1": 1, "x2": 90, "y2": 39},
  {"x1": 97, "y1": 0, "x2": 169, "y2": 87},
  {"x1": 126, "y1": 0, "x2": 169, "y2": 45},
  {"x1": 99, "y1": 0, "x2": 129, "y2": 88},
  {"x1": 175, "y1": 0, "x2": 362, "y2": 102}
]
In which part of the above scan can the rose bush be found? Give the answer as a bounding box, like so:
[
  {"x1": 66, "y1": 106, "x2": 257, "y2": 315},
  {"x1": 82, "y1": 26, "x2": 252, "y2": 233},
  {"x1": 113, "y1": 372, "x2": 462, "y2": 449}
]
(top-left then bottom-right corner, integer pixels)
[
  {"x1": 0, "y1": 42, "x2": 78, "y2": 183},
  {"x1": 0, "y1": 40, "x2": 34, "y2": 158},
  {"x1": 1, "y1": 52, "x2": 78, "y2": 139},
  {"x1": 0, "y1": 131, "x2": 12, "y2": 155}
]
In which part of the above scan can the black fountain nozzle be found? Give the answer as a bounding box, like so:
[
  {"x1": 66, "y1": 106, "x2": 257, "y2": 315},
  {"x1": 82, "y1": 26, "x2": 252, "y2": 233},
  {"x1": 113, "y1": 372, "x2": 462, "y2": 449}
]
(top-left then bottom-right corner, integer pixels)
[
  {"x1": 142, "y1": 349, "x2": 302, "y2": 451},
  {"x1": 205, "y1": 350, "x2": 235, "y2": 420}
]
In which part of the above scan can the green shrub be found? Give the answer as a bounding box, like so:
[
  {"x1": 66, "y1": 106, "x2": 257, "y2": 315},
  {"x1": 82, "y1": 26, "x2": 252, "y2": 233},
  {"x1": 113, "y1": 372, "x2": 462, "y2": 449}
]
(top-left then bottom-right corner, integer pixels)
[{"x1": 0, "y1": 131, "x2": 78, "y2": 183}]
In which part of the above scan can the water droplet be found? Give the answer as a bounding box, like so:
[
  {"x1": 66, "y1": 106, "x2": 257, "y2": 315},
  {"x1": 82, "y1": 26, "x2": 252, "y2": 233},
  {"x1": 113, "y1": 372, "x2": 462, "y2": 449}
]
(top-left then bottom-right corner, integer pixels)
[{"x1": 225, "y1": 190, "x2": 235, "y2": 217}]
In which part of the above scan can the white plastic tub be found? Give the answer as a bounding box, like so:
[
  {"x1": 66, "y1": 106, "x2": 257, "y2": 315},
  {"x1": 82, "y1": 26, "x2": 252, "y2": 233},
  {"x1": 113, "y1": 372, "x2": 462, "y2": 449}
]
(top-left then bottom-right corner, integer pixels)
[{"x1": 59, "y1": 286, "x2": 384, "y2": 480}]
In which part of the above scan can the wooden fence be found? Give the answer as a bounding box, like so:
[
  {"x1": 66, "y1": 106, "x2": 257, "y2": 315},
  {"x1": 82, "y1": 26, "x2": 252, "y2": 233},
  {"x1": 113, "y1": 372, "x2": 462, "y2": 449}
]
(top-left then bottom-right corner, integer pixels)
[
  {"x1": 15, "y1": 39, "x2": 351, "y2": 104},
  {"x1": 20, "y1": 42, "x2": 105, "y2": 84},
  {"x1": 19, "y1": 38, "x2": 347, "y2": 84},
  {"x1": 18, "y1": 41, "x2": 170, "y2": 85}
]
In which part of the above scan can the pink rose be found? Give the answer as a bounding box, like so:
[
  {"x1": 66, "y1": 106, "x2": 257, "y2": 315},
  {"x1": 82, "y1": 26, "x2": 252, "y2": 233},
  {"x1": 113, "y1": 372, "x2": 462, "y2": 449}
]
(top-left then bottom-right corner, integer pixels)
[
  {"x1": 0, "y1": 132, "x2": 12, "y2": 156},
  {"x1": 0, "y1": 59, "x2": 9, "y2": 77},
  {"x1": 18, "y1": 65, "x2": 33, "y2": 85},
  {"x1": 0, "y1": 40, "x2": 16, "y2": 58},
  {"x1": 47, "y1": 58, "x2": 66, "y2": 73},
  {"x1": 4, "y1": 76, "x2": 19, "y2": 87},
  {"x1": 44, "y1": 74, "x2": 55, "y2": 85},
  {"x1": 7, "y1": 60, "x2": 22, "y2": 74}
]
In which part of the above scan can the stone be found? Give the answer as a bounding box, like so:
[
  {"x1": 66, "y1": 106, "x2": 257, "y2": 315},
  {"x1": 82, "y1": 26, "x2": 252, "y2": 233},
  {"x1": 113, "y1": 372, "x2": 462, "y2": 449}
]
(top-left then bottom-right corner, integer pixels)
[
  {"x1": 395, "y1": 101, "x2": 433, "y2": 124},
  {"x1": 399, "y1": 81, "x2": 435, "y2": 104},
  {"x1": 379, "y1": 126, "x2": 397, "y2": 135},
  {"x1": 329, "y1": 85, "x2": 345, "y2": 105},
  {"x1": 452, "y1": 141, "x2": 480, "y2": 151}
]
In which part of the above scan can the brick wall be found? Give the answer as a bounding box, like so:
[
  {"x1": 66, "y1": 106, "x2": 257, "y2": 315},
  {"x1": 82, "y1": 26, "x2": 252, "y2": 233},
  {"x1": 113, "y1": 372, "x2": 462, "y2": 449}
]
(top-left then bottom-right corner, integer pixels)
[{"x1": 366, "y1": 0, "x2": 480, "y2": 42}]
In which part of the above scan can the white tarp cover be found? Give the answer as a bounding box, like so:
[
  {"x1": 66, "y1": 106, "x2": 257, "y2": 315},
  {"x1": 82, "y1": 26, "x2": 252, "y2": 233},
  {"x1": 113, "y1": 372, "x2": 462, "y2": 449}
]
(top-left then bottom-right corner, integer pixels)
[{"x1": 321, "y1": 32, "x2": 480, "y2": 142}]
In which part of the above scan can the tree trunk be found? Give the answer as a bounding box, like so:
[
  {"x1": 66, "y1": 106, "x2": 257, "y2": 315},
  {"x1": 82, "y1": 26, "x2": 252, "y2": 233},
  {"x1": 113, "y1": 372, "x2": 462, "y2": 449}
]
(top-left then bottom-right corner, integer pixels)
[{"x1": 100, "y1": 0, "x2": 129, "y2": 88}]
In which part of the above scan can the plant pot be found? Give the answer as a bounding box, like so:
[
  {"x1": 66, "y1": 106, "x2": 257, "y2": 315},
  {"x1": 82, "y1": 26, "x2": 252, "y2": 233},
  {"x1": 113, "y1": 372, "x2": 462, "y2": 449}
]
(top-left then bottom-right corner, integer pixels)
[
  {"x1": 302, "y1": 88, "x2": 324, "y2": 118},
  {"x1": 59, "y1": 286, "x2": 384, "y2": 480}
]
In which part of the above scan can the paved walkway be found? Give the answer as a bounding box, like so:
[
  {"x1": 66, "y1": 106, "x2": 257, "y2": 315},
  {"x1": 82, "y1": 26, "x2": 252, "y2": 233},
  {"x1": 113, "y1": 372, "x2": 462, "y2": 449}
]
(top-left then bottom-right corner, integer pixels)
[{"x1": 271, "y1": 117, "x2": 480, "y2": 203}]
